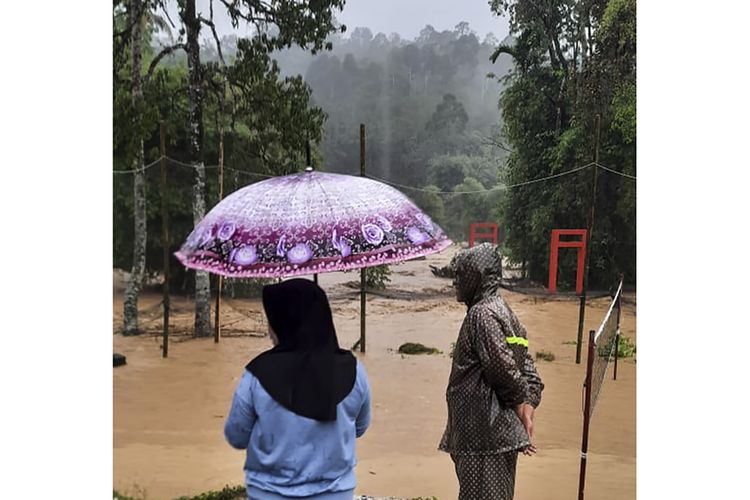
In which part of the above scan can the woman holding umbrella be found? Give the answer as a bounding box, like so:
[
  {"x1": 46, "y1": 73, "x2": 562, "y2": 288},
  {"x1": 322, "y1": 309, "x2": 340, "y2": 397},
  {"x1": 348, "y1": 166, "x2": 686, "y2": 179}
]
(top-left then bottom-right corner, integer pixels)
[{"x1": 224, "y1": 278, "x2": 371, "y2": 500}]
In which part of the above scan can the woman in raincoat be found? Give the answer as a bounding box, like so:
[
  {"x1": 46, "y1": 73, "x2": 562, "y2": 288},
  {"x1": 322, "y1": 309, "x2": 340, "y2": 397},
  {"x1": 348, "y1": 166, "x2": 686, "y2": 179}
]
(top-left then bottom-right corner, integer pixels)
[
  {"x1": 224, "y1": 278, "x2": 371, "y2": 500},
  {"x1": 439, "y1": 243, "x2": 544, "y2": 500}
]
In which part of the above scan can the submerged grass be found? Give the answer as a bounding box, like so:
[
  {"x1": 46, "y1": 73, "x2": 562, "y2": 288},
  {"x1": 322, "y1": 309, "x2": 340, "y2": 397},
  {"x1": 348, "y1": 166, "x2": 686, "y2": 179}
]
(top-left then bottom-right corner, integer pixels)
[
  {"x1": 535, "y1": 350, "x2": 556, "y2": 362},
  {"x1": 398, "y1": 342, "x2": 442, "y2": 355}
]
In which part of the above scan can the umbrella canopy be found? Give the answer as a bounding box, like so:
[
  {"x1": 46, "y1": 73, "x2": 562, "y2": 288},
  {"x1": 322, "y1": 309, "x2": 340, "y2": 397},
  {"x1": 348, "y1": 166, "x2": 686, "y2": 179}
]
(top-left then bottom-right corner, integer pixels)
[{"x1": 175, "y1": 170, "x2": 452, "y2": 278}]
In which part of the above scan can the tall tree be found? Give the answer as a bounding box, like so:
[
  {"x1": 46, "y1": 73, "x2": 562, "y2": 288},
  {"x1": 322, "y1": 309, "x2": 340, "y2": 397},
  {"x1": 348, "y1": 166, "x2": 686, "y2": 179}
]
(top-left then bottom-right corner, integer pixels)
[
  {"x1": 179, "y1": 0, "x2": 212, "y2": 336},
  {"x1": 122, "y1": 0, "x2": 148, "y2": 336},
  {"x1": 115, "y1": 0, "x2": 347, "y2": 336},
  {"x1": 489, "y1": 0, "x2": 636, "y2": 287},
  {"x1": 176, "y1": 0, "x2": 344, "y2": 336}
]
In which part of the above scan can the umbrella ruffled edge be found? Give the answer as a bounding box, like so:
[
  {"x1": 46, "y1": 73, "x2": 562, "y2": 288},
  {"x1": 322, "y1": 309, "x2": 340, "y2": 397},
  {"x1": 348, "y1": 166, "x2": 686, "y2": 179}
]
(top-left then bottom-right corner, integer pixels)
[{"x1": 174, "y1": 238, "x2": 454, "y2": 279}]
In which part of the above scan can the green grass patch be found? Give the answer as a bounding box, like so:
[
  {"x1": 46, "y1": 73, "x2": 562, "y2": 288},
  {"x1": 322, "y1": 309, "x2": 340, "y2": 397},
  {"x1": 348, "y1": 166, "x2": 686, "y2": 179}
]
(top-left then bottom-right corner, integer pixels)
[
  {"x1": 114, "y1": 485, "x2": 246, "y2": 500},
  {"x1": 398, "y1": 342, "x2": 442, "y2": 355},
  {"x1": 365, "y1": 265, "x2": 392, "y2": 290},
  {"x1": 113, "y1": 492, "x2": 141, "y2": 500},
  {"x1": 617, "y1": 336, "x2": 637, "y2": 358},
  {"x1": 597, "y1": 335, "x2": 637, "y2": 359}
]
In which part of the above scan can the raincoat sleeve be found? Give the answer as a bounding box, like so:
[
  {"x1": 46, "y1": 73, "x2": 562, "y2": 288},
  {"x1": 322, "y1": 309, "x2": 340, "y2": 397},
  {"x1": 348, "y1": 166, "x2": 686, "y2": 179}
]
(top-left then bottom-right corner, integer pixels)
[
  {"x1": 521, "y1": 353, "x2": 544, "y2": 408},
  {"x1": 355, "y1": 362, "x2": 372, "y2": 438},
  {"x1": 471, "y1": 305, "x2": 528, "y2": 406},
  {"x1": 224, "y1": 371, "x2": 257, "y2": 450}
]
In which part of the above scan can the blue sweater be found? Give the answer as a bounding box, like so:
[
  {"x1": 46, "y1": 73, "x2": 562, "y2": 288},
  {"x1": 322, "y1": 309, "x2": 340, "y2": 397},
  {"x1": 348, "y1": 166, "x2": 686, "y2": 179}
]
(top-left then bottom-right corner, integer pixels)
[{"x1": 224, "y1": 360, "x2": 371, "y2": 497}]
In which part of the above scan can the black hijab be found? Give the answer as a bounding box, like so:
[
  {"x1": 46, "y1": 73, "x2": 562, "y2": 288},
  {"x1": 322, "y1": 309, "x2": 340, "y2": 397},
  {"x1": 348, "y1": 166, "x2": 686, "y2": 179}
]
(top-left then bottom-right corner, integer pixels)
[{"x1": 246, "y1": 278, "x2": 357, "y2": 422}]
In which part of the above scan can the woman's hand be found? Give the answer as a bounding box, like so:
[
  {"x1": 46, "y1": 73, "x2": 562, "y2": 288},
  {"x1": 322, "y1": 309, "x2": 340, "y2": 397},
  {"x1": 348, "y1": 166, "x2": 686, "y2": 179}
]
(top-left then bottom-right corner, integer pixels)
[{"x1": 515, "y1": 403, "x2": 537, "y2": 456}]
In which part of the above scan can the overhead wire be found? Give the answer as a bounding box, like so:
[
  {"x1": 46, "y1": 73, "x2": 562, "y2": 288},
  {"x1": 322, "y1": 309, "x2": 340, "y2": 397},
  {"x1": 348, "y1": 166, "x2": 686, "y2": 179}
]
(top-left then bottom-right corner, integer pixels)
[{"x1": 113, "y1": 157, "x2": 636, "y2": 192}]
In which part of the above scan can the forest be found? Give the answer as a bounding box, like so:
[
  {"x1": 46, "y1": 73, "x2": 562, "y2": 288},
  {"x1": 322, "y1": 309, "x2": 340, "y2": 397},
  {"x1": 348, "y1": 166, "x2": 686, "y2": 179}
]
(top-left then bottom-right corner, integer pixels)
[{"x1": 114, "y1": 0, "x2": 635, "y2": 335}]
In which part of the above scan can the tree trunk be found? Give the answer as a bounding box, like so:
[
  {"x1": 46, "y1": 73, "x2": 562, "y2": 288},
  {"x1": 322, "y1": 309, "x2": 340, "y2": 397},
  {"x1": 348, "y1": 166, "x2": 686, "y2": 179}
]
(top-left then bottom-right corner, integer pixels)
[
  {"x1": 184, "y1": 0, "x2": 212, "y2": 337},
  {"x1": 123, "y1": 0, "x2": 147, "y2": 336}
]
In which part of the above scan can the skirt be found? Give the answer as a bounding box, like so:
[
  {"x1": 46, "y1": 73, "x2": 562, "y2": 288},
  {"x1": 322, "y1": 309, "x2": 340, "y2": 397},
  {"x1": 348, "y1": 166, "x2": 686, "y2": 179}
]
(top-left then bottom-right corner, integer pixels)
[{"x1": 451, "y1": 451, "x2": 519, "y2": 500}]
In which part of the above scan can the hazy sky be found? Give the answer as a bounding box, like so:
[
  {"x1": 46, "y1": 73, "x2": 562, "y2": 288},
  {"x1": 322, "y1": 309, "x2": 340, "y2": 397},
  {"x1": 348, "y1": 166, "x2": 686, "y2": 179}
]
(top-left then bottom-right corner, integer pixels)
[
  {"x1": 163, "y1": 0, "x2": 509, "y2": 42},
  {"x1": 337, "y1": 0, "x2": 508, "y2": 40},
  {"x1": 337, "y1": 0, "x2": 509, "y2": 40}
]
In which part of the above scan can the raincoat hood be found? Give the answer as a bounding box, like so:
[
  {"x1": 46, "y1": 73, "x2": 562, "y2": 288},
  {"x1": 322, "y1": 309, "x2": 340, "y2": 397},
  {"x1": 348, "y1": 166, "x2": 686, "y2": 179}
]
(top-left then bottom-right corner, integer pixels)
[{"x1": 451, "y1": 243, "x2": 503, "y2": 307}]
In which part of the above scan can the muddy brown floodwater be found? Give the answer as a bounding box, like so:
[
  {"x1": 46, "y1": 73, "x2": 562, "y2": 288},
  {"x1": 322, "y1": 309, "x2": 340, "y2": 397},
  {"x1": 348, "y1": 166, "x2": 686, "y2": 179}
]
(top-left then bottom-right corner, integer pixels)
[{"x1": 114, "y1": 245, "x2": 635, "y2": 499}]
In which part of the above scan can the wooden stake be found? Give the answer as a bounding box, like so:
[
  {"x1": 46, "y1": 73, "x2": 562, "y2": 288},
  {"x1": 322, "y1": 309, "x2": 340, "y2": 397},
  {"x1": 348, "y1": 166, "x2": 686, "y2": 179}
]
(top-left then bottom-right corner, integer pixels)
[
  {"x1": 214, "y1": 106, "x2": 225, "y2": 344},
  {"x1": 576, "y1": 114, "x2": 601, "y2": 364},
  {"x1": 160, "y1": 121, "x2": 170, "y2": 358},
  {"x1": 306, "y1": 138, "x2": 319, "y2": 286}
]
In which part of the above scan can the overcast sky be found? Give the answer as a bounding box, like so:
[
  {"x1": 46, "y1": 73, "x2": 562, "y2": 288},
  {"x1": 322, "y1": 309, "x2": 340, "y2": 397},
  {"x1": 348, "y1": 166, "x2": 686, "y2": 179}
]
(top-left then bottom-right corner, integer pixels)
[
  {"x1": 336, "y1": 0, "x2": 509, "y2": 40},
  {"x1": 163, "y1": 0, "x2": 509, "y2": 42}
]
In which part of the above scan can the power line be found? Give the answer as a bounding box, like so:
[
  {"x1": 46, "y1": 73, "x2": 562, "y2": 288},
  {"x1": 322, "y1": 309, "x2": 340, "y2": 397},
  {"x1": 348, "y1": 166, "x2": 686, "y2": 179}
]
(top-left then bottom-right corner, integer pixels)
[
  {"x1": 596, "y1": 162, "x2": 637, "y2": 180},
  {"x1": 222, "y1": 166, "x2": 275, "y2": 179},
  {"x1": 367, "y1": 163, "x2": 596, "y2": 195},
  {"x1": 112, "y1": 156, "x2": 164, "y2": 174},
  {"x1": 505, "y1": 163, "x2": 597, "y2": 188},
  {"x1": 113, "y1": 155, "x2": 276, "y2": 179},
  {"x1": 167, "y1": 157, "x2": 225, "y2": 170},
  {"x1": 153, "y1": 157, "x2": 277, "y2": 179},
  {"x1": 113, "y1": 157, "x2": 636, "y2": 189}
]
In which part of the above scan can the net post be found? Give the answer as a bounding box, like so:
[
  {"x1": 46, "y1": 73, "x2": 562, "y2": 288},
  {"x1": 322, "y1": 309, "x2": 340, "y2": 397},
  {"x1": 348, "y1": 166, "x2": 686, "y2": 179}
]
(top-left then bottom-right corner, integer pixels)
[
  {"x1": 614, "y1": 276, "x2": 624, "y2": 381},
  {"x1": 576, "y1": 296, "x2": 585, "y2": 364},
  {"x1": 578, "y1": 329, "x2": 596, "y2": 500}
]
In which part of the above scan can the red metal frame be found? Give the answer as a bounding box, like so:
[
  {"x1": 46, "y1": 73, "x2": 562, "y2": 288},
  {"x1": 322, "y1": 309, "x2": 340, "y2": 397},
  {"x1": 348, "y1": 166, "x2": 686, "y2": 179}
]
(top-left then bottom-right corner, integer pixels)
[
  {"x1": 469, "y1": 223, "x2": 499, "y2": 247},
  {"x1": 548, "y1": 229, "x2": 587, "y2": 295}
]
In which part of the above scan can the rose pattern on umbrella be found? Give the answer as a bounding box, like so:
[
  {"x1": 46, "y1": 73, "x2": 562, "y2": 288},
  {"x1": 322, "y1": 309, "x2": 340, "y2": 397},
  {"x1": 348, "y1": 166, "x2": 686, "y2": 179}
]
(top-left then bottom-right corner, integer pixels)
[
  {"x1": 406, "y1": 226, "x2": 429, "y2": 244},
  {"x1": 231, "y1": 245, "x2": 257, "y2": 266},
  {"x1": 175, "y1": 171, "x2": 452, "y2": 278},
  {"x1": 217, "y1": 221, "x2": 236, "y2": 241},
  {"x1": 287, "y1": 243, "x2": 313, "y2": 264},
  {"x1": 361, "y1": 223, "x2": 385, "y2": 246}
]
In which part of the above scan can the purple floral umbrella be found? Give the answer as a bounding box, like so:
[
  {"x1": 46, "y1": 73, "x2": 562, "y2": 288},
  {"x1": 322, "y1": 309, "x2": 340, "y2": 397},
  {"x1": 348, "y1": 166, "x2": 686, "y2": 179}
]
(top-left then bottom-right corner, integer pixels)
[{"x1": 175, "y1": 170, "x2": 452, "y2": 278}]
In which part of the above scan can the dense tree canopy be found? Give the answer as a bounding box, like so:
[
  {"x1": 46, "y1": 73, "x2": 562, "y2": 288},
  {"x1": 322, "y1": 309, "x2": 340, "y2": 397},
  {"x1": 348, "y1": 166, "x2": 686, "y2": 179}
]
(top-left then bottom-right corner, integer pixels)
[
  {"x1": 491, "y1": 0, "x2": 636, "y2": 288},
  {"x1": 114, "y1": 0, "x2": 636, "y2": 297},
  {"x1": 113, "y1": 0, "x2": 345, "y2": 297}
]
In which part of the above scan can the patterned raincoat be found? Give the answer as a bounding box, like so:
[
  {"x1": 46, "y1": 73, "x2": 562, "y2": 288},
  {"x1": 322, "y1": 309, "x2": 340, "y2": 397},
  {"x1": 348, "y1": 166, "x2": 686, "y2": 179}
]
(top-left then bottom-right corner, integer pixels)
[{"x1": 439, "y1": 244, "x2": 544, "y2": 499}]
